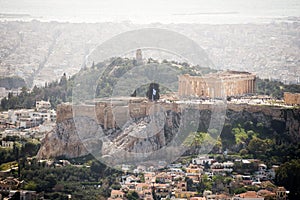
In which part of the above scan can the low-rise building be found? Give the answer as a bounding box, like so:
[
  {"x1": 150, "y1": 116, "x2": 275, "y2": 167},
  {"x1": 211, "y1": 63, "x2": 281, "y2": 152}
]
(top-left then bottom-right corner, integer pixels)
[
  {"x1": 1, "y1": 140, "x2": 14, "y2": 148},
  {"x1": 276, "y1": 187, "x2": 288, "y2": 200},
  {"x1": 36, "y1": 100, "x2": 51, "y2": 111},
  {"x1": 186, "y1": 164, "x2": 202, "y2": 182},
  {"x1": 257, "y1": 189, "x2": 276, "y2": 199},
  {"x1": 8, "y1": 190, "x2": 37, "y2": 200},
  {"x1": 192, "y1": 156, "x2": 215, "y2": 166},
  {"x1": 5, "y1": 108, "x2": 56, "y2": 129},
  {"x1": 154, "y1": 183, "x2": 171, "y2": 199},
  {"x1": 110, "y1": 189, "x2": 125, "y2": 199},
  {"x1": 211, "y1": 162, "x2": 234, "y2": 174},
  {"x1": 174, "y1": 191, "x2": 197, "y2": 199},
  {"x1": 0, "y1": 177, "x2": 21, "y2": 192},
  {"x1": 232, "y1": 191, "x2": 264, "y2": 200},
  {"x1": 144, "y1": 172, "x2": 156, "y2": 184},
  {"x1": 203, "y1": 190, "x2": 216, "y2": 200}
]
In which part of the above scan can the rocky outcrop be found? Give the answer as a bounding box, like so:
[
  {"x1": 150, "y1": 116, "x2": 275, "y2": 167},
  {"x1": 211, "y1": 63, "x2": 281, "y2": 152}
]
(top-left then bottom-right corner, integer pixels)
[
  {"x1": 37, "y1": 109, "x2": 182, "y2": 160},
  {"x1": 37, "y1": 118, "x2": 89, "y2": 158},
  {"x1": 284, "y1": 108, "x2": 300, "y2": 141},
  {"x1": 37, "y1": 102, "x2": 300, "y2": 160}
]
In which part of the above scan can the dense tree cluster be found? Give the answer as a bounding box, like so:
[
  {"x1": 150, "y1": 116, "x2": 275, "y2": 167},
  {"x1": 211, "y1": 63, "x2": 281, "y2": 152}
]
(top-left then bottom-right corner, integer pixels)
[
  {"x1": 0, "y1": 138, "x2": 40, "y2": 166},
  {"x1": 19, "y1": 158, "x2": 122, "y2": 200},
  {"x1": 256, "y1": 78, "x2": 300, "y2": 99},
  {"x1": 0, "y1": 73, "x2": 72, "y2": 110},
  {"x1": 275, "y1": 159, "x2": 300, "y2": 199},
  {"x1": 184, "y1": 115, "x2": 300, "y2": 167},
  {"x1": 220, "y1": 121, "x2": 300, "y2": 165}
]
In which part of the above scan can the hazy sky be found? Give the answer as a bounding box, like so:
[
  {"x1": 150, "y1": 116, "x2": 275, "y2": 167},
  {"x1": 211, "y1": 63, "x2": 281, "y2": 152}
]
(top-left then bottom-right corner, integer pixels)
[{"x1": 0, "y1": 0, "x2": 299, "y2": 23}]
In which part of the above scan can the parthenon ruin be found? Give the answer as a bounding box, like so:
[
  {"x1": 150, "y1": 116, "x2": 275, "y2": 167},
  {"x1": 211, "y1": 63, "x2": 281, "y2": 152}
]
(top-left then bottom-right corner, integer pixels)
[{"x1": 178, "y1": 71, "x2": 256, "y2": 98}]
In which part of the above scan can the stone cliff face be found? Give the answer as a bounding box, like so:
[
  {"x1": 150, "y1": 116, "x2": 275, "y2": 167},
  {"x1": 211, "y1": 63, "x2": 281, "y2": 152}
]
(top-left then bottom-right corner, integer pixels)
[
  {"x1": 37, "y1": 102, "x2": 300, "y2": 160},
  {"x1": 226, "y1": 104, "x2": 300, "y2": 142},
  {"x1": 282, "y1": 108, "x2": 300, "y2": 141},
  {"x1": 37, "y1": 118, "x2": 89, "y2": 158},
  {"x1": 37, "y1": 109, "x2": 182, "y2": 159},
  {"x1": 111, "y1": 110, "x2": 181, "y2": 153}
]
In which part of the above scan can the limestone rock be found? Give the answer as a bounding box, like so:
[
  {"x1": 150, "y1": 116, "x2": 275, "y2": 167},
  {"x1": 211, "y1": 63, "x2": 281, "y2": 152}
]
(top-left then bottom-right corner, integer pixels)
[{"x1": 37, "y1": 102, "x2": 300, "y2": 160}]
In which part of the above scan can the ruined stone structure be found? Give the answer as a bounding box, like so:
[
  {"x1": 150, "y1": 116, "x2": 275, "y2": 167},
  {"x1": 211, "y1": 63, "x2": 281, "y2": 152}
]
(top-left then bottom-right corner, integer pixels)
[
  {"x1": 178, "y1": 71, "x2": 256, "y2": 98},
  {"x1": 59, "y1": 97, "x2": 180, "y2": 129},
  {"x1": 136, "y1": 49, "x2": 143, "y2": 65},
  {"x1": 284, "y1": 92, "x2": 300, "y2": 105}
]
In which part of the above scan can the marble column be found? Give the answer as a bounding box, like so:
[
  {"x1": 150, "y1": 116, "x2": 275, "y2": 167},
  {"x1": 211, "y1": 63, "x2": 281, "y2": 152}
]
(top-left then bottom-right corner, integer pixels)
[{"x1": 248, "y1": 80, "x2": 250, "y2": 93}]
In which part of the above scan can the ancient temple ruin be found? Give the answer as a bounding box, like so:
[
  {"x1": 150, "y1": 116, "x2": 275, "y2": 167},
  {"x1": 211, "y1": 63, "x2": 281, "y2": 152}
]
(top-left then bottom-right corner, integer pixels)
[{"x1": 178, "y1": 71, "x2": 256, "y2": 98}]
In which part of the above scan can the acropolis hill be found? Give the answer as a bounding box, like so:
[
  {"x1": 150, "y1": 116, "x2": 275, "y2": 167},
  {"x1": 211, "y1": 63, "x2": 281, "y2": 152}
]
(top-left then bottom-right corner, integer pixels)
[
  {"x1": 37, "y1": 57, "x2": 300, "y2": 159},
  {"x1": 55, "y1": 69, "x2": 250, "y2": 125},
  {"x1": 37, "y1": 95, "x2": 300, "y2": 159}
]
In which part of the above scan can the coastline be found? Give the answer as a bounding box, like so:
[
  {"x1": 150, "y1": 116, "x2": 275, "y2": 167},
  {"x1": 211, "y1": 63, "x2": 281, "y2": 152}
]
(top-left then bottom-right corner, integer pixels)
[{"x1": 0, "y1": 12, "x2": 299, "y2": 25}]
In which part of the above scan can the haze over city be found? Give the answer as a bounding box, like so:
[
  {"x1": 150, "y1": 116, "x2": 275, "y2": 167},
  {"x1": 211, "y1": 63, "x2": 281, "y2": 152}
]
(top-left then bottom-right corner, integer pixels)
[{"x1": 0, "y1": 0, "x2": 300, "y2": 24}]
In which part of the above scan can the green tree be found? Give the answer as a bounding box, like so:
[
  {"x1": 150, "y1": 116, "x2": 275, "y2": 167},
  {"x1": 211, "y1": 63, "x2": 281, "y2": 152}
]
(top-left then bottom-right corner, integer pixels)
[
  {"x1": 220, "y1": 123, "x2": 235, "y2": 149},
  {"x1": 0, "y1": 97, "x2": 8, "y2": 110},
  {"x1": 184, "y1": 132, "x2": 205, "y2": 148},
  {"x1": 127, "y1": 191, "x2": 140, "y2": 200},
  {"x1": 275, "y1": 159, "x2": 300, "y2": 200},
  {"x1": 247, "y1": 137, "x2": 273, "y2": 159},
  {"x1": 197, "y1": 174, "x2": 212, "y2": 194},
  {"x1": 233, "y1": 187, "x2": 247, "y2": 194},
  {"x1": 24, "y1": 181, "x2": 37, "y2": 190}
]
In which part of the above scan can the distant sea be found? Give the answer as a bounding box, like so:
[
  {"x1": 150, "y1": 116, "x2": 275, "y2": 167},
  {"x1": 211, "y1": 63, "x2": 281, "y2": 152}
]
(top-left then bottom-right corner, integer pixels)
[{"x1": 0, "y1": 0, "x2": 299, "y2": 24}]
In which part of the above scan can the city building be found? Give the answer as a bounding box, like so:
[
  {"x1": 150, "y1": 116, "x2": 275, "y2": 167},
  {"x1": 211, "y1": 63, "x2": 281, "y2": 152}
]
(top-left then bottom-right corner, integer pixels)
[
  {"x1": 232, "y1": 191, "x2": 264, "y2": 200},
  {"x1": 276, "y1": 187, "x2": 289, "y2": 200},
  {"x1": 8, "y1": 190, "x2": 37, "y2": 200},
  {"x1": 0, "y1": 177, "x2": 21, "y2": 192},
  {"x1": 110, "y1": 189, "x2": 125, "y2": 199},
  {"x1": 1, "y1": 141, "x2": 14, "y2": 148},
  {"x1": 36, "y1": 100, "x2": 51, "y2": 111}
]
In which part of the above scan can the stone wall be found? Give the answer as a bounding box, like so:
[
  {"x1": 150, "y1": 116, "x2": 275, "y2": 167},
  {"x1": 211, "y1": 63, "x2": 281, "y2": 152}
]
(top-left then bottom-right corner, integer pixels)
[
  {"x1": 284, "y1": 92, "x2": 300, "y2": 105},
  {"x1": 56, "y1": 98, "x2": 181, "y2": 129},
  {"x1": 57, "y1": 98, "x2": 297, "y2": 132},
  {"x1": 227, "y1": 103, "x2": 283, "y2": 119},
  {"x1": 56, "y1": 97, "x2": 289, "y2": 131},
  {"x1": 56, "y1": 103, "x2": 73, "y2": 123}
]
